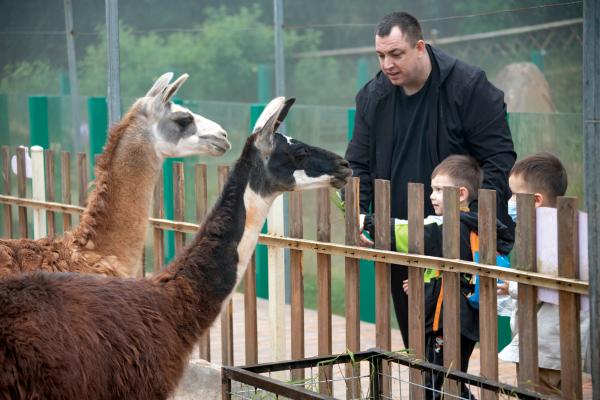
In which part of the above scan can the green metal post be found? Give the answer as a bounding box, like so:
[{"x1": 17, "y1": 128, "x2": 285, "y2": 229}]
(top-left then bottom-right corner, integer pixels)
[
  {"x1": 87, "y1": 97, "x2": 108, "y2": 178},
  {"x1": 0, "y1": 94, "x2": 9, "y2": 147},
  {"x1": 348, "y1": 108, "x2": 376, "y2": 323},
  {"x1": 251, "y1": 103, "x2": 269, "y2": 299},
  {"x1": 47, "y1": 96, "x2": 62, "y2": 149},
  {"x1": 163, "y1": 98, "x2": 184, "y2": 264},
  {"x1": 257, "y1": 64, "x2": 273, "y2": 104},
  {"x1": 28, "y1": 96, "x2": 50, "y2": 149}
]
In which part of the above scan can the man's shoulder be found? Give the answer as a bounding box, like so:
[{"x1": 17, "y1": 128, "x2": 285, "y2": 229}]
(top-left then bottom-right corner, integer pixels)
[
  {"x1": 431, "y1": 45, "x2": 484, "y2": 88},
  {"x1": 357, "y1": 71, "x2": 393, "y2": 103}
]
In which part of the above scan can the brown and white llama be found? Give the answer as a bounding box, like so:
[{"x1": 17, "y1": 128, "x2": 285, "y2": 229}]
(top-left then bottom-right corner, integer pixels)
[
  {"x1": 0, "y1": 97, "x2": 352, "y2": 400},
  {"x1": 0, "y1": 72, "x2": 230, "y2": 278}
]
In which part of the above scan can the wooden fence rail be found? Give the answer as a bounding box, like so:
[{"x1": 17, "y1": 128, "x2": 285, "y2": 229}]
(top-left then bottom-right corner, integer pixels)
[{"x1": 0, "y1": 145, "x2": 590, "y2": 398}]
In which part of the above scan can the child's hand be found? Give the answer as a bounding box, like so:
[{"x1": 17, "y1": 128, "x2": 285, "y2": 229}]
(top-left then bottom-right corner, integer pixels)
[
  {"x1": 497, "y1": 281, "x2": 509, "y2": 295},
  {"x1": 402, "y1": 279, "x2": 409, "y2": 294}
]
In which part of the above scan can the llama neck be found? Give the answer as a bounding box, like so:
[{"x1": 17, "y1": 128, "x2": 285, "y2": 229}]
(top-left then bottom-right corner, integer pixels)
[
  {"x1": 160, "y1": 142, "x2": 274, "y2": 320},
  {"x1": 73, "y1": 116, "x2": 161, "y2": 277}
]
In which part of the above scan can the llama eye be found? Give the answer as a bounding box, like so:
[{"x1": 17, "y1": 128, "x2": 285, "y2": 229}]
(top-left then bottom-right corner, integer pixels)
[{"x1": 174, "y1": 114, "x2": 194, "y2": 128}]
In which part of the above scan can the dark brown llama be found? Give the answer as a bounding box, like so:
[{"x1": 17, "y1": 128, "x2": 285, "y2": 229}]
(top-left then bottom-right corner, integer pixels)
[
  {"x1": 0, "y1": 97, "x2": 352, "y2": 400},
  {"x1": 0, "y1": 72, "x2": 230, "y2": 278}
]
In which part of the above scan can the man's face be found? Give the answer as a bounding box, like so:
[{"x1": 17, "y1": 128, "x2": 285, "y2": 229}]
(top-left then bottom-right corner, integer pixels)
[{"x1": 375, "y1": 26, "x2": 424, "y2": 87}]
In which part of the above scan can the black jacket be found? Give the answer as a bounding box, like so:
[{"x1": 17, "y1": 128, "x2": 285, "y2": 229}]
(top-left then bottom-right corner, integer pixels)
[
  {"x1": 345, "y1": 45, "x2": 516, "y2": 229},
  {"x1": 421, "y1": 212, "x2": 514, "y2": 342}
]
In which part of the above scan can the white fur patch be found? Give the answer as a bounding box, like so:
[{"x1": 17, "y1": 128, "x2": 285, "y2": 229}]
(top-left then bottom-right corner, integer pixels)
[
  {"x1": 292, "y1": 170, "x2": 331, "y2": 190},
  {"x1": 252, "y1": 97, "x2": 285, "y2": 133},
  {"x1": 283, "y1": 134, "x2": 293, "y2": 145},
  {"x1": 233, "y1": 185, "x2": 273, "y2": 292}
]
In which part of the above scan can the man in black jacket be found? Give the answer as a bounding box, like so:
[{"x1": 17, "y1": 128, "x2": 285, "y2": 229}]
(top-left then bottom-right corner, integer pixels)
[{"x1": 344, "y1": 11, "x2": 516, "y2": 348}]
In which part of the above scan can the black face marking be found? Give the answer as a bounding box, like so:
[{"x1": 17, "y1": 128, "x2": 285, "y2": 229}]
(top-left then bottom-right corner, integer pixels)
[
  {"x1": 248, "y1": 133, "x2": 352, "y2": 196},
  {"x1": 156, "y1": 108, "x2": 198, "y2": 143}
]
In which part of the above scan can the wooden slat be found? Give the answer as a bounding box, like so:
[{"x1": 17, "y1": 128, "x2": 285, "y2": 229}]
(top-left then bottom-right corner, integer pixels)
[
  {"x1": 60, "y1": 151, "x2": 72, "y2": 231},
  {"x1": 515, "y1": 193, "x2": 539, "y2": 390},
  {"x1": 218, "y1": 165, "x2": 234, "y2": 366},
  {"x1": 408, "y1": 182, "x2": 425, "y2": 400},
  {"x1": 557, "y1": 197, "x2": 582, "y2": 399},
  {"x1": 173, "y1": 162, "x2": 185, "y2": 251},
  {"x1": 152, "y1": 169, "x2": 165, "y2": 275},
  {"x1": 374, "y1": 179, "x2": 391, "y2": 349},
  {"x1": 289, "y1": 190, "x2": 305, "y2": 381},
  {"x1": 0, "y1": 192, "x2": 590, "y2": 295},
  {"x1": 1, "y1": 146, "x2": 12, "y2": 238},
  {"x1": 77, "y1": 153, "x2": 87, "y2": 209},
  {"x1": 16, "y1": 147, "x2": 28, "y2": 238},
  {"x1": 316, "y1": 187, "x2": 332, "y2": 395},
  {"x1": 478, "y1": 189, "x2": 499, "y2": 400},
  {"x1": 442, "y1": 186, "x2": 460, "y2": 397},
  {"x1": 344, "y1": 177, "x2": 361, "y2": 398},
  {"x1": 244, "y1": 255, "x2": 257, "y2": 364},
  {"x1": 374, "y1": 179, "x2": 390, "y2": 397},
  {"x1": 44, "y1": 150, "x2": 56, "y2": 236},
  {"x1": 195, "y1": 163, "x2": 212, "y2": 362}
]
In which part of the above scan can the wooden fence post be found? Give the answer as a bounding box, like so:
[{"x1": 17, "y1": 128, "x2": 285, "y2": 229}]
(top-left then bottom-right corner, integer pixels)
[
  {"x1": 344, "y1": 177, "x2": 361, "y2": 398},
  {"x1": 173, "y1": 162, "x2": 185, "y2": 252},
  {"x1": 317, "y1": 186, "x2": 333, "y2": 395},
  {"x1": 558, "y1": 196, "x2": 582, "y2": 399},
  {"x1": 77, "y1": 153, "x2": 88, "y2": 209},
  {"x1": 442, "y1": 186, "x2": 461, "y2": 397},
  {"x1": 374, "y1": 179, "x2": 391, "y2": 397},
  {"x1": 44, "y1": 149, "x2": 56, "y2": 235},
  {"x1": 1, "y1": 146, "x2": 13, "y2": 238},
  {"x1": 60, "y1": 152, "x2": 72, "y2": 231},
  {"x1": 16, "y1": 147, "x2": 28, "y2": 238},
  {"x1": 478, "y1": 189, "x2": 499, "y2": 400},
  {"x1": 290, "y1": 190, "x2": 305, "y2": 382},
  {"x1": 408, "y1": 182, "x2": 425, "y2": 400},
  {"x1": 515, "y1": 193, "x2": 539, "y2": 390},
  {"x1": 152, "y1": 168, "x2": 165, "y2": 275}
]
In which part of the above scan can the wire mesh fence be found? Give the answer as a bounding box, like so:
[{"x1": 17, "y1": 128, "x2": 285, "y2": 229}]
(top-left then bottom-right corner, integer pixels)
[{"x1": 222, "y1": 349, "x2": 546, "y2": 400}]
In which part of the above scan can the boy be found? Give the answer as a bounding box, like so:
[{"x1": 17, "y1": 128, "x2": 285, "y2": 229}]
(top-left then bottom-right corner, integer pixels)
[
  {"x1": 498, "y1": 152, "x2": 590, "y2": 397},
  {"x1": 363, "y1": 155, "x2": 513, "y2": 399}
]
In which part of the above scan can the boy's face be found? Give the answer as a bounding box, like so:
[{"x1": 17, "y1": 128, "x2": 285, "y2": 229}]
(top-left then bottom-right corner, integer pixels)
[
  {"x1": 509, "y1": 173, "x2": 545, "y2": 208},
  {"x1": 430, "y1": 174, "x2": 455, "y2": 215}
]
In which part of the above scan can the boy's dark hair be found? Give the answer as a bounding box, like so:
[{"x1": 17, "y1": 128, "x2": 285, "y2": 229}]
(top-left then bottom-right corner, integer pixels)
[
  {"x1": 510, "y1": 152, "x2": 567, "y2": 204},
  {"x1": 375, "y1": 11, "x2": 423, "y2": 46},
  {"x1": 431, "y1": 155, "x2": 482, "y2": 203}
]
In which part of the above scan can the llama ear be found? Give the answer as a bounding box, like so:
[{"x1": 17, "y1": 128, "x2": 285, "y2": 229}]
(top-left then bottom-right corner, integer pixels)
[
  {"x1": 254, "y1": 97, "x2": 295, "y2": 155},
  {"x1": 160, "y1": 73, "x2": 189, "y2": 103},
  {"x1": 252, "y1": 97, "x2": 285, "y2": 134},
  {"x1": 146, "y1": 72, "x2": 174, "y2": 97}
]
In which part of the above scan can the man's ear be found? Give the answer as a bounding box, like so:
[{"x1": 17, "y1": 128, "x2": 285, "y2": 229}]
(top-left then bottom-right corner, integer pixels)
[{"x1": 416, "y1": 39, "x2": 426, "y2": 54}]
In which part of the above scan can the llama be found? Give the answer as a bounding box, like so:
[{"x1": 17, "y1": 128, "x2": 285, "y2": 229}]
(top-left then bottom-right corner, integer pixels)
[
  {"x1": 0, "y1": 96, "x2": 352, "y2": 400},
  {"x1": 0, "y1": 72, "x2": 230, "y2": 278}
]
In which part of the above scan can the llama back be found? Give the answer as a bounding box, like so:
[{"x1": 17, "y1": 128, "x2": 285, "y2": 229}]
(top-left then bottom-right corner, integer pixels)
[
  {"x1": 0, "y1": 237, "x2": 123, "y2": 278},
  {"x1": 0, "y1": 272, "x2": 199, "y2": 399}
]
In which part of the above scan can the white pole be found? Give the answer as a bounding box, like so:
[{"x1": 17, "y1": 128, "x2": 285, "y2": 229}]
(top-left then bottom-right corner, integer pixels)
[
  {"x1": 268, "y1": 195, "x2": 286, "y2": 363},
  {"x1": 30, "y1": 146, "x2": 46, "y2": 239},
  {"x1": 268, "y1": 0, "x2": 287, "y2": 367}
]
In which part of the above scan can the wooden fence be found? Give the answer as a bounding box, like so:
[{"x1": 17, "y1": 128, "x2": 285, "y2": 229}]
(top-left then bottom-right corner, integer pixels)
[{"x1": 0, "y1": 145, "x2": 590, "y2": 399}]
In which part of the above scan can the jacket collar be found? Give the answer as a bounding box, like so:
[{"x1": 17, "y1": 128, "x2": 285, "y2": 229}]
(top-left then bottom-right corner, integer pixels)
[{"x1": 371, "y1": 44, "x2": 457, "y2": 98}]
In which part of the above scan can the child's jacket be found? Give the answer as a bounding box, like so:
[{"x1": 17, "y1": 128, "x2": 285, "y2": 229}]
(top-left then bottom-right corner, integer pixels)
[{"x1": 364, "y1": 211, "x2": 514, "y2": 342}]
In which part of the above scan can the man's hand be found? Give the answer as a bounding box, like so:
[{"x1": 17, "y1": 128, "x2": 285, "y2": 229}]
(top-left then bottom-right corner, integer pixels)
[
  {"x1": 402, "y1": 279, "x2": 409, "y2": 294},
  {"x1": 358, "y1": 214, "x2": 374, "y2": 247}
]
